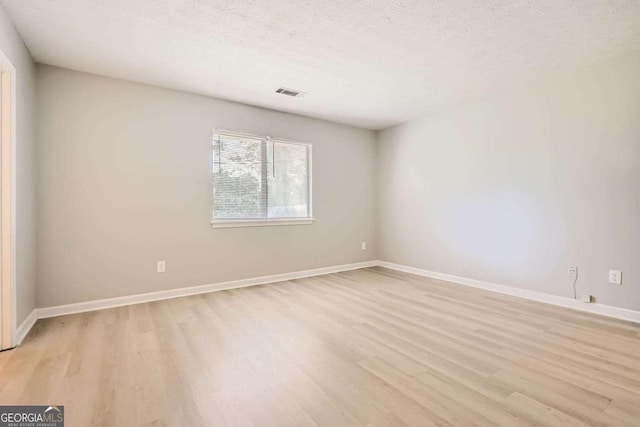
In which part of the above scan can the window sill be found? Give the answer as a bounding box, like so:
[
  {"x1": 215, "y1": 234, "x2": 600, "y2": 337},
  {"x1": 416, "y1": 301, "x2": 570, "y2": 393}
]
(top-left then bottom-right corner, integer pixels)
[{"x1": 211, "y1": 218, "x2": 315, "y2": 229}]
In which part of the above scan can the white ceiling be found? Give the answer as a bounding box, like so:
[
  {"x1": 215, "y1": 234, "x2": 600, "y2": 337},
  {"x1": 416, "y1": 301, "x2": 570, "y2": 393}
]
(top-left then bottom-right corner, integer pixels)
[{"x1": 2, "y1": 0, "x2": 640, "y2": 129}]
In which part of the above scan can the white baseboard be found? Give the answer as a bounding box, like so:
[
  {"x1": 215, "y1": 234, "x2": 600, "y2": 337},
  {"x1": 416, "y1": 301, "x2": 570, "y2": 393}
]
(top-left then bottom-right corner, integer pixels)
[
  {"x1": 377, "y1": 261, "x2": 640, "y2": 324},
  {"x1": 14, "y1": 258, "x2": 640, "y2": 345},
  {"x1": 34, "y1": 260, "x2": 378, "y2": 322},
  {"x1": 15, "y1": 309, "x2": 38, "y2": 346}
]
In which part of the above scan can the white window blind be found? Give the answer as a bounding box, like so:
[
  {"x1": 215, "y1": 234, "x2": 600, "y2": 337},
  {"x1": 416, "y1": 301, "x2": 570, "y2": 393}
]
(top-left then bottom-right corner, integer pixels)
[{"x1": 212, "y1": 130, "x2": 312, "y2": 225}]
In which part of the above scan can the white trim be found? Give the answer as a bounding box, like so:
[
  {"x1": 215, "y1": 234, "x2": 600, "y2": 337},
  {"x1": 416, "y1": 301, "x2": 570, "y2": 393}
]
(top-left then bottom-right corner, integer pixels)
[
  {"x1": 36, "y1": 260, "x2": 377, "y2": 320},
  {"x1": 377, "y1": 261, "x2": 640, "y2": 324},
  {"x1": 14, "y1": 259, "x2": 640, "y2": 344},
  {"x1": 15, "y1": 309, "x2": 37, "y2": 346},
  {"x1": 0, "y1": 48, "x2": 17, "y2": 349},
  {"x1": 211, "y1": 218, "x2": 315, "y2": 228}
]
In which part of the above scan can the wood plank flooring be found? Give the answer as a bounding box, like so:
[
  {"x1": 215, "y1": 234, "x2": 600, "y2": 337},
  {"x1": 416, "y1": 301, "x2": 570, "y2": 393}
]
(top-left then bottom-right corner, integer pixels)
[{"x1": 1, "y1": 267, "x2": 640, "y2": 426}]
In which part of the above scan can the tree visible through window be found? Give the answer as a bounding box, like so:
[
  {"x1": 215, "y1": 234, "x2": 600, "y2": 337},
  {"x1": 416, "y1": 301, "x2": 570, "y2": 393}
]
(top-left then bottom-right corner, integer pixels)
[{"x1": 212, "y1": 131, "x2": 312, "y2": 221}]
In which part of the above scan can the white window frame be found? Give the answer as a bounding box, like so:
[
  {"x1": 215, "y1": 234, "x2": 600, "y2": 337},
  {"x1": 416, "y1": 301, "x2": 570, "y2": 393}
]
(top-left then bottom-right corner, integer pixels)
[{"x1": 211, "y1": 129, "x2": 314, "y2": 229}]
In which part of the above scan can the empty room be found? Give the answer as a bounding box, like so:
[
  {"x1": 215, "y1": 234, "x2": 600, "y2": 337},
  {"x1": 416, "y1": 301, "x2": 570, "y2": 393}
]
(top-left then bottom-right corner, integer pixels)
[{"x1": 0, "y1": 0, "x2": 639, "y2": 425}]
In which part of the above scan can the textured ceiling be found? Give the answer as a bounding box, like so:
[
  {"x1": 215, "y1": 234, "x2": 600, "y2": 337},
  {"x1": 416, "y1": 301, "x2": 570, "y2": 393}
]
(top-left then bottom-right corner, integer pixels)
[{"x1": 2, "y1": 0, "x2": 640, "y2": 129}]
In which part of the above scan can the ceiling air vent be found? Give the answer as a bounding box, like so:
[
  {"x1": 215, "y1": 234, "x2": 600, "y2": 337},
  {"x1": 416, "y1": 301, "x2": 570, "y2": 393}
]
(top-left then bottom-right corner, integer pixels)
[{"x1": 275, "y1": 87, "x2": 306, "y2": 98}]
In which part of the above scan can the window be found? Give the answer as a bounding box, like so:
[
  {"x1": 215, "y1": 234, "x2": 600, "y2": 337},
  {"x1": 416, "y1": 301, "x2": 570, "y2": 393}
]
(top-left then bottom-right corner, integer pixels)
[{"x1": 212, "y1": 130, "x2": 313, "y2": 228}]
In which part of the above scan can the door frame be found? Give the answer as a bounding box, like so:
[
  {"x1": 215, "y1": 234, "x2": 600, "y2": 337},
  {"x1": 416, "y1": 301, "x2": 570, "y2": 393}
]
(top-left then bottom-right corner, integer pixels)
[{"x1": 0, "y1": 48, "x2": 17, "y2": 350}]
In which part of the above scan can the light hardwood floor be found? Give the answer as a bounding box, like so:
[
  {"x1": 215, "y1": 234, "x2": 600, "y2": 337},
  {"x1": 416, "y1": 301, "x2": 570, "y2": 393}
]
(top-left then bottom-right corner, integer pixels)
[{"x1": 1, "y1": 267, "x2": 640, "y2": 426}]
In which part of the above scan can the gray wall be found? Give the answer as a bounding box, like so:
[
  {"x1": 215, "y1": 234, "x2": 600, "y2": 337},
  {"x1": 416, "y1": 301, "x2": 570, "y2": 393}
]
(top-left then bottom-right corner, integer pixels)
[
  {"x1": 31, "y1": 46, "x2": 640, "y2": 312},
  {"x1": 0, "y1": 5, "x2": 37, "y2": 325},
  {"x1": 378, "y1": 52, "x2": 640, "y2": 311},
  {"x1": 36, "y1": 65, "x2": 377, "y2": 307}
]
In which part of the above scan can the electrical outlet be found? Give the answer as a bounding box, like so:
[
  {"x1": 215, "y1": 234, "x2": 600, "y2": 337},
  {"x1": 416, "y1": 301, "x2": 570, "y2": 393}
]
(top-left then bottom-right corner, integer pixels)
[
  {"x1": 568, "y1": 266, "x2": 578, "y2": 279},
  {"x1": 580, "y1": 294, "x2": 592, "y2": 303},
  {"x1": 361, "y1": 241, "x2": 367, "y2": 250},
  {"x1": 157, "y1": 261, "x2": 166, "y2": 273},
  {"x1": 609, "y1": 270, "x2": 621, "y2": 285}
]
